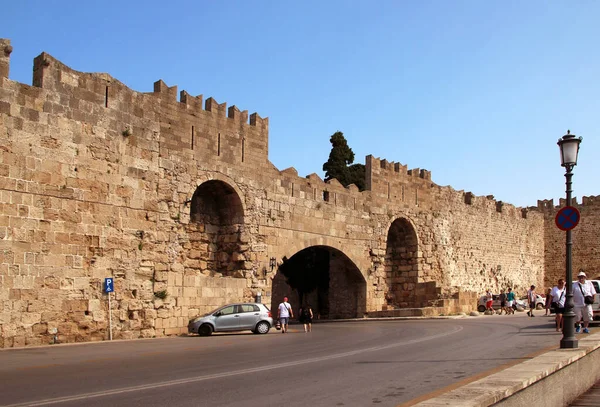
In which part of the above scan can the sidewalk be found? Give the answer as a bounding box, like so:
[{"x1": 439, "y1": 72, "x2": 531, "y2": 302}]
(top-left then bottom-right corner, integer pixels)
[{"x1": 411, "y1": 330, "x2": 600, "y2": 406}]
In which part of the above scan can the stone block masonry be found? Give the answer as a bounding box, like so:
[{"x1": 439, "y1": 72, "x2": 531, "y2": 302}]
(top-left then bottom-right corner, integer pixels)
[{"x1": 0, "y1": 38, "x2": 595, "y2": 348}]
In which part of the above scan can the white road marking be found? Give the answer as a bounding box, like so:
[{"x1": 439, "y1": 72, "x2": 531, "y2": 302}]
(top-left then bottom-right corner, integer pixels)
[{"x1": 3, "y1": 325, "x2": 462, "y2": 407}]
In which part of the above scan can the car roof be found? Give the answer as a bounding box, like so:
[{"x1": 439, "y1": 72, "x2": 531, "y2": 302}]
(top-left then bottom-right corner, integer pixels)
[{"x1": 220, "y1": 302, "x2": 266, "y2": 307}]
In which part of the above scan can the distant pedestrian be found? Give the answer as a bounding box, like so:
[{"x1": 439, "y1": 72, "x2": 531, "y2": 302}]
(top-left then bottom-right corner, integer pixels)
[
  {"x1": 545, "y1": 288, "x2": 552, "y2": 316},
  {"x1": 551, "y1": 279, "x2": 566, "y2": 332},
  {"x1": 277, "y1": 296, "x2": 294, "y2": 334},
  {"x1": 506, "y1": 288, "x2": 516, "y2": 314},
  {"x1": 573, "y1": 271, "x2": 596, "y2": 334},
  {"x1": 485, "y1": 289, "x2": 494, "y2": 313},
  {"x1": 298, "y1": 304, "x2": 314, "y2": 332},
  {"x1": 527, "y1": 285, "x2": 536, "y2": 317},
  {"x1": 498, "y1": 290, "x2": 507, "y2": 315}
]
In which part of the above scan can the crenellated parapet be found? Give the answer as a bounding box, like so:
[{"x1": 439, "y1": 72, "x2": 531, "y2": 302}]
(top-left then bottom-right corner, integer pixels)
[
  {"x1": 534, "y1": 195, "x2": 600, "y2": 214},
  {"x1": 582, "y1": 195, "x2": 600, "y2": 206},
  {"x1": 366, "y1": 155, "x2": 433, "y2": 207},
  {"x1": 24, "y1": 46, "x2": 269, "y2": 168}
]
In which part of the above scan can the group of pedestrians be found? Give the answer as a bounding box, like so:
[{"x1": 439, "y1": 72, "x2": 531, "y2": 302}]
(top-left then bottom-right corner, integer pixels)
[
  {"x1": 277, "y1": 296, "x2": 314, "y2": 333},
  {"x1": 521, "y1": 271, "x2": 596, "y2": 333},
  {"x1": 485, "y1": 288, "x2": 516, "y2": 314},
  {"x1": 548, "y1": 271, "x2": 597, "y2": 334},
  {"x1": 484, "y1": 271, "x2": 596, "y2": 334}
]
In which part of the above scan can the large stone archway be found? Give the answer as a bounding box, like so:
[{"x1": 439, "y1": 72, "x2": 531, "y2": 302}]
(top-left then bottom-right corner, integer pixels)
[
  {"x1": 185, "y1": 180, "x2": 247, "y2": 277},
  {"x1": 385, "y1": 217, "x2": 420, "y2": 308},
  {"x1": 271, "y1": 246, "x2": 366, "y2": 319}
]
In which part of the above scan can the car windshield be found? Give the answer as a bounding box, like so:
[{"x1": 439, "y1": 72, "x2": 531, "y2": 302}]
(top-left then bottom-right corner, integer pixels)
[{"x1": 204, "y1": 306, "x2": 226, "y2": 316}]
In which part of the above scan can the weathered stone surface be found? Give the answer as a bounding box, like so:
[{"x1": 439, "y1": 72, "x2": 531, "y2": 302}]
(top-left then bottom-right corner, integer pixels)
[{"x1": 0, "y1": 39, "x2": 597, "y2": 348}]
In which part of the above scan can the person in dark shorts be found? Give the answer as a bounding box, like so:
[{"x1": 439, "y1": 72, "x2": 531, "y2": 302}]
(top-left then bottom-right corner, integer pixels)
[
  {"x1": 298, "y1": 304, "x2": 314, "y2": 332},
  {"x1": 551, "y1": 279, "x2": 566, "y2": 332},
  {"x1": 498, "y1": 289, "x2": 507, "y2": 315},
  {"x1": 527, "y1": 285, "x2": 536, "y2": 317}
]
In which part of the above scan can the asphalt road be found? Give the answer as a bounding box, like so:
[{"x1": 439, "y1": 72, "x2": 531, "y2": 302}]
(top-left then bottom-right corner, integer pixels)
[{"x1": 0, "y1": 313, "x2": 573, "y2": 407}]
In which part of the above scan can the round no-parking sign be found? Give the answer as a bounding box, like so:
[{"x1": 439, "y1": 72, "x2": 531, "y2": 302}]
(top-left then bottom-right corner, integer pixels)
[{"x1": 555, "y1": 206, "x2": 580, "y2": 231}]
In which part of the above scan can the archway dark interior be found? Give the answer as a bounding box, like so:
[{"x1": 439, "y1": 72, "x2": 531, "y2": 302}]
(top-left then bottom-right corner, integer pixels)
[
  {"x1": 272, "y1": 246, "x2": 366, "y2": 319},
  {"x1": 385, "y1": 218, "x2": 419, "y2": 308},
  {"x1": 186, "y1": 180, "x2": 245, "y2": 277}
]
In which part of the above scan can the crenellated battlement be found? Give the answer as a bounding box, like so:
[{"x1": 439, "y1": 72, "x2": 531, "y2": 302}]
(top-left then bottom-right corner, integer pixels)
[
  {"x1": 368, "y1": 156, "x2": 432, "y2": 180},
  {"x1": 30, "y1": 50, "x2": 269, "y2": 130},
  {"x1": 365, "y1": 155, "x2": 434, "y2": 207},
  {"x1": 535, "y1": 195, "x2": 600, "y2": 212},
  {"x1": 10, "y1": 44, "x2": 271, "y2": 168}
]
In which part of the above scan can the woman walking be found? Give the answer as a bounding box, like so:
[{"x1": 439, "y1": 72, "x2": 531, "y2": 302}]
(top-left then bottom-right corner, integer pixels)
[{"x1": 299, "y1": 304, "x2": 314, "y2": 332}]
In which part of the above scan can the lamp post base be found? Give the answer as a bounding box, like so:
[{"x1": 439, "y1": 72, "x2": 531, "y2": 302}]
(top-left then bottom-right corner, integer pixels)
[{"x1": 560, "y1": 338, "x2": 578, "y2": 349}]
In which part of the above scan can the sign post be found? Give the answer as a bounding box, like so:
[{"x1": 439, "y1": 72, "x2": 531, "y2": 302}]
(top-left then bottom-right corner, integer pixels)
[{"x1": 104, "y1": 278, "x2": 114, "y2": 340}]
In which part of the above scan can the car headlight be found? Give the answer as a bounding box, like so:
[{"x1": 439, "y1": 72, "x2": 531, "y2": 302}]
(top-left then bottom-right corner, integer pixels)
[{"x1": 191, "y1": 317, "x2": 203, "y2": 323}]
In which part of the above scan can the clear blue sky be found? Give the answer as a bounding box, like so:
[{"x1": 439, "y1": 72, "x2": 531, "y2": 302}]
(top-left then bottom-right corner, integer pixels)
[{"x1": 3, "y1": 1, "x2": 598, "y2": 208}]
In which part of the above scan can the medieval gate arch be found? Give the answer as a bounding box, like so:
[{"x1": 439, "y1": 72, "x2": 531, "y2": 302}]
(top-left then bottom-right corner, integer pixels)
[{"x1": 271, "y1": 245, "x2": 367, "y2": 319}]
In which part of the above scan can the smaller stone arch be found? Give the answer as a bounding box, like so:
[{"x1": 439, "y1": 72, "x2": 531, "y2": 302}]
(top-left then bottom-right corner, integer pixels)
[
  {"x1": 384, "y1": 216, "x2": 420, "y2": 308},
  {"x1": 189, "y1": 180, "x2": 244, "y2": 225},
  {"x1": 185, "y1": 178, "x2": 247, "y2": 278},
  {"x1": 185, "y1": 172, "x2": 247, "y2": 216}
]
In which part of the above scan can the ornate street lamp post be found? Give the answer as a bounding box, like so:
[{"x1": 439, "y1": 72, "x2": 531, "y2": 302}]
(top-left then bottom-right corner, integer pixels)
[{"x1": 558, "y1": 130, "x2": 582, "y2": 349}]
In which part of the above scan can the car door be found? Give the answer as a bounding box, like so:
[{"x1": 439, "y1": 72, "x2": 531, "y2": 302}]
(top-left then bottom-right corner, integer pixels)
[
  {"x1": 237, "y1": 304, "x2": 260, "y2": 330},
  {"x1": 591, "y1": 281, "x2": 600, "y2": 319},
  {"x1": 213, "y1": 305, "x2": 240, "y2": 331}
]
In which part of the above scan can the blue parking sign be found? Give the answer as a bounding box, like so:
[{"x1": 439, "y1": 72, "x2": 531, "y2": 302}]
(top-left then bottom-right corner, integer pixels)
[{"x1": 104, "y1": 278, "x2": 114, "y2": 293}]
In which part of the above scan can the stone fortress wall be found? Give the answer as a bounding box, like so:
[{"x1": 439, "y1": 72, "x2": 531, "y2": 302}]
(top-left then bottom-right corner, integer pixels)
[
  {"x1": 0, "y1": 38, "x2": 598, "y2": 348},
  {"x1": 539, "y1": 196, "x2": 600, "y2": 287}
]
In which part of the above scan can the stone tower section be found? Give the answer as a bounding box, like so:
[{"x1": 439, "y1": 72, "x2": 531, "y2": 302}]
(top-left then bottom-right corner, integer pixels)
[
  {"x1": 365, "y1": 155, "x2": 433, "y2": 208},
  {"x1": 30, "y1": 51, "x2": 270, "y2": 169},
  {"x1": 0, "y1": 39, "x2": 11, "y2": 79}
]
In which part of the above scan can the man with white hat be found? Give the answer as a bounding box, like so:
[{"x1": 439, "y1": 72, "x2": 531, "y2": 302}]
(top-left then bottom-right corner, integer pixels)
[{"x1": 573, "y1": 270, "x2": 597, "y2": 334}]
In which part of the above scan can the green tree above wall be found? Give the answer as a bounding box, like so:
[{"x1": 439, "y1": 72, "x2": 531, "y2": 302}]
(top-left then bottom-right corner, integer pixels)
[{"x1": 322, "y1": 131, "x2": 365, "y2": 191}]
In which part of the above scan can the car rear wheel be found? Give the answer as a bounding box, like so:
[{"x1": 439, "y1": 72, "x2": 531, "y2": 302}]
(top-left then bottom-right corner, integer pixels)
[
  {"x1": 255, "y1": 321, "x2": 270, "y2": 334},
  {"x1": 536, "y1": 303, "x2": 544, "y2": 310},
  {"x1": 198, "y1": 324, "x2": 213, "y2": 336},
  {"x1": 477, "y1": 305, "x2": 486, "y2": 313}
]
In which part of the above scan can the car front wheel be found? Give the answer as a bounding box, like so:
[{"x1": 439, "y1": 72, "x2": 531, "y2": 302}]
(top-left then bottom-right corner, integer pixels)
[
  {"x1": 198, "y1": 324, "x2": 213, "y2": 336},
  {"x1": 536, "y1": 303, "x2": 544, "y2": 310},
  {"x1": 255, "y1": 321, "x2": 270, "y2": 334}
]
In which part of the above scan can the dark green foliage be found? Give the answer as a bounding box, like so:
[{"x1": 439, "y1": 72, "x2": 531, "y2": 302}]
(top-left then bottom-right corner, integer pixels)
[
  {"x1": 322, "y1": 131, "x2": 365, "y2": 191},
  {"x1": 348, "y1": 163, "x2": 366, "y2": 191}
]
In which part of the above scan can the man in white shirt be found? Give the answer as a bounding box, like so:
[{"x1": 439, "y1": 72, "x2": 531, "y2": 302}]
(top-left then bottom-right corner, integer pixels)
[
  {"x1": 573, "y1": 271, "x2": 597, "y2": 334},
  {"x1": 277, "y1": 296, "x2": 294, "y2": 334}
]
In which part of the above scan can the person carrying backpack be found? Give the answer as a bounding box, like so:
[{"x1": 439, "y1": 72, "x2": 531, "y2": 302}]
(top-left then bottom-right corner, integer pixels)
[{"x1": 299, "y1": 304, "x2": 314, "y2": 332}]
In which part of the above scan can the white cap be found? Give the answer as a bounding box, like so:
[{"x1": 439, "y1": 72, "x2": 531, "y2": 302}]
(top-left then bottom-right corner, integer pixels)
[{"x1": 577, "y1": 271, "x2": 587, "y2": 278}]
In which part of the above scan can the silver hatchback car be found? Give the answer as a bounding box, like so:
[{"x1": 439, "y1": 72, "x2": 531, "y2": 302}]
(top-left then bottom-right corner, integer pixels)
[{"x1": 188, "y1": 303, "x2": 274, "y2": 336}]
